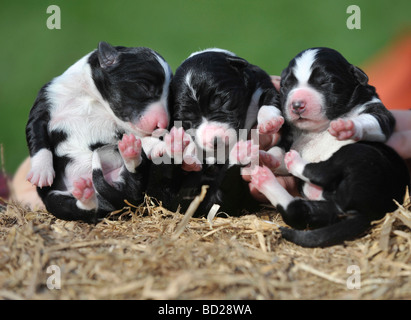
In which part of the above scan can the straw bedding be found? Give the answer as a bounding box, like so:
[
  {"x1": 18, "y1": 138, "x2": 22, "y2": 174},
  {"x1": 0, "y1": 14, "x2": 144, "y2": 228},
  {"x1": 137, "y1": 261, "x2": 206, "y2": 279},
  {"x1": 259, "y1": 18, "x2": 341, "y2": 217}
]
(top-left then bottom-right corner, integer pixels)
[{"x1": 0, "y1": 187, "x2": 410, "y2": 300}]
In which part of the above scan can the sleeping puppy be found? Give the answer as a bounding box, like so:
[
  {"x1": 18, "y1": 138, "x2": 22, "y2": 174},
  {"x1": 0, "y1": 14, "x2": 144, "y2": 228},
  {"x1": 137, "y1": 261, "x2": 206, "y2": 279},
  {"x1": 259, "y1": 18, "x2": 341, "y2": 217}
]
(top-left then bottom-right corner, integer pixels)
[
  {"x1": 251, "y1": 47, "x2": 410, "y2": 247},
  {"x1": 147, "y1": 48, "x2": 280, "y2": 216},
  {"x1": 26, "y1": 41, "x2": 172, "y2": 222}
]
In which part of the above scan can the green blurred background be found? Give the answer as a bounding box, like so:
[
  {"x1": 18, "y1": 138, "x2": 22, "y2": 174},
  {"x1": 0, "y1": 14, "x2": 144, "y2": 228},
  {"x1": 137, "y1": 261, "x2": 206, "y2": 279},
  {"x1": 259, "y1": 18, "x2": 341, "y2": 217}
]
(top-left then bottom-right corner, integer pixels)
[{"x1": 1, "y1": 0, "x2": 410, "y2": 173}]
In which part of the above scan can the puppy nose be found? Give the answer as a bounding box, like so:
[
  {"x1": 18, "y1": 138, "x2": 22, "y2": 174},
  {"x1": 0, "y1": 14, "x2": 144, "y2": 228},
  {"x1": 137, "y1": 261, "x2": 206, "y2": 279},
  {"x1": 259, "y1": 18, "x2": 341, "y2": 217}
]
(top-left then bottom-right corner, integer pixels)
[
  {"x1": 156, "y1": 121, "x2": 168, "y2": 130},
  {"x1": 292, "y1": 100, "x2": 306, "y2": 114}
]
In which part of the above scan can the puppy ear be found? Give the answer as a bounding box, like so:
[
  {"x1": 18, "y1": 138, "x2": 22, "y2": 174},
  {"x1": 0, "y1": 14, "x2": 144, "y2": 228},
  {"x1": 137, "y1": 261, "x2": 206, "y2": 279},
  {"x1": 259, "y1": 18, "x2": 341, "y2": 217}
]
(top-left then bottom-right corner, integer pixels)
[
  {"x1": 351, "y1": 65, "x2": 369, "y2": 86},
  {"x1": 97, "y1": 41, "x2": 119, "y2": 69},
  {"x1": 226, "y1": 56, "x2": 249, "y2": 72}
]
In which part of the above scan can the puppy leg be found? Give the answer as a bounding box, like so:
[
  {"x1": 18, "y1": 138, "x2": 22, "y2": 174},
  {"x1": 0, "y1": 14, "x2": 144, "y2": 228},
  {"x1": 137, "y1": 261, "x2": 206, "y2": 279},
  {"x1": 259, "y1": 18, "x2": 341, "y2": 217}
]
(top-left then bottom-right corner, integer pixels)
[
  {"x1": 284, "y1": 150, "x2": 310, "y2": 182},
  {"x1": 329, "y1": 112, "x2": 390, "y2": 142},
  {"x1": 281, "y1": 199, "x2": 341, "y2": 230},
  {"x1": 26, "y1": 149, "x2": 55, "y2": 188},
  {"x1": 39, "y1": 188, "x2": 100, "y2": 222},
  {"x1": 250, "y1": 166, "x2": 293, "y2": 209},
  {"x1": 285, "y1": 150, "x2": 343, "y2": 189},
  {"x1": 92, "y1": 144, "x2": 148, "y2": 210}
]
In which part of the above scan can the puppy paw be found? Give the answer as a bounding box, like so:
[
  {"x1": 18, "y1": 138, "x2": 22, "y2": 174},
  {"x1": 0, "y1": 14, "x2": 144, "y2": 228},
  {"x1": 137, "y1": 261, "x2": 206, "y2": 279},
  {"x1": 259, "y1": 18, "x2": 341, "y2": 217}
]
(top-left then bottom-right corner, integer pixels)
[
  {"x1": 118, "y1": 134, "x2": 142, "y2": 172},
  {"x1": 257, "y1": 116, "x2": 284, "y2": 135},
  {"x1": 257, "y1": 105, "x2": 284, "y2": 135},
  {"x1": 27, "y1": 167, "x2": 55, "y2": 188},
  {"x1": 72, "y1": 177, "x2": 95, "y2": 203},
  {"x1": 328, "y1": 119, "x2": 357, "y2": 141},
  {"x1": 249, "y1": 166, "x2": 276, "y2": 193},
  {"x1": 181, "y1": 155, "x2": 202, "y2": 172},
  {"x1": 284, "y1": 150, "x2": 306, "y2": 178},
  {"x1": 26, "y1": 149, "x2": 55, "y2": 187},
  {"x1": 164, "y1": 127, "x2": 192, "y2": 163}
]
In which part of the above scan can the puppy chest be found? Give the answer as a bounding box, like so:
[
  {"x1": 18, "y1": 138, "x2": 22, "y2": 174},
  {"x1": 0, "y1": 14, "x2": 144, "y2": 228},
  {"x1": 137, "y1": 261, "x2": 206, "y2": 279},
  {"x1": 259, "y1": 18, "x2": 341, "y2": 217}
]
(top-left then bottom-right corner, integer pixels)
[
  {"x1": 291, "y1": 131, "x2": 353, "y2": 163},
  {"x1": 50, "y1": 113, "x2": 120, "y2": 157}
]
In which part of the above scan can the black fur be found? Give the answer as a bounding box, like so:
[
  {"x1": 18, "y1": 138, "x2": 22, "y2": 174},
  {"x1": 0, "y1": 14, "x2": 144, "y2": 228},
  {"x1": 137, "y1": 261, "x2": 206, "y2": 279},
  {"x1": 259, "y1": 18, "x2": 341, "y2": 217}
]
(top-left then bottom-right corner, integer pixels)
[
  {"x1": 26, "y1": 41, "x2": 170, "y2": 222},
  {"x1": 278, "y1": 47, "x2": 395, "y2": 151},
  {"x1": 280, "y1": 142, "x2": 410, "y2": 247},
  {"x1": 147, "y1": 50, "x2": 279, "y2": 216},
  {"x1": 274, "y1": 47, "x2": 409, "y2": 247}
]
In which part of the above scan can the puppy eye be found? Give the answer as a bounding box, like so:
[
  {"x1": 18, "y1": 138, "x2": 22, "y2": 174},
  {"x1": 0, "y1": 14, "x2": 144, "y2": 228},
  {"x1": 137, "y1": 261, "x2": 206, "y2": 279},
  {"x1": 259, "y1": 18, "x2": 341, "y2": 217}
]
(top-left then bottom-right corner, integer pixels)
[
  {"x1": 210, "y1": 96, "x2": 223, "y2": 109},
  {"x1": 138, "y1": 82, "x2": 154, "y2": 93}
]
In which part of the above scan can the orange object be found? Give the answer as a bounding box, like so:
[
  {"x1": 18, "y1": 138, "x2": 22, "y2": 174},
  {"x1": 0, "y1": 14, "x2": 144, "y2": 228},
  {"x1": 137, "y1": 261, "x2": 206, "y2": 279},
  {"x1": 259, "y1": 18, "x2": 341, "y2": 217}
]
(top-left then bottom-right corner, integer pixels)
[{"x1": 364, "y1": 32, "x2": 411, "y2": 110}]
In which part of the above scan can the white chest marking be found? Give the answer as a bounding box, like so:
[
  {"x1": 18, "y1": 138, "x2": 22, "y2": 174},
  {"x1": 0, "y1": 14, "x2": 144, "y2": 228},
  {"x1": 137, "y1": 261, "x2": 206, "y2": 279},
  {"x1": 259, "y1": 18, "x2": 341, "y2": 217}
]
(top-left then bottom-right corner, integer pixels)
[{"x1": 292, "y1": 130, "x2": 354, "y2": 163}]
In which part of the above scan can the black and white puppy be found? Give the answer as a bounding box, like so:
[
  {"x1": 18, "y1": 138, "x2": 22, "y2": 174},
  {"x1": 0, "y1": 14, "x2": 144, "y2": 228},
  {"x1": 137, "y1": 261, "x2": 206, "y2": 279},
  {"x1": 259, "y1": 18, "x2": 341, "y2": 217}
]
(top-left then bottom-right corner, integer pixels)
[
  {"x1": 147, "y1": 48, "x2": 280, "y2": 216},
  {"x1": 251, "y1": 47, "x2": 410, "y2": 247},
  {"x1": 26, "y1": 41, "x2": 172, "y2": 222}
]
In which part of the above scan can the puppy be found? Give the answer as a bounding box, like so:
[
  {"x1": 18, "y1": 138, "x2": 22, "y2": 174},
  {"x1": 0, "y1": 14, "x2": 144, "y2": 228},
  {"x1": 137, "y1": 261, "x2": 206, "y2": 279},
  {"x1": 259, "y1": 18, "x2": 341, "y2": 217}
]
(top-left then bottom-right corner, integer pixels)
[
  {"x1": 251, "y1": 47, "x2": 410, "y2": 247},
  {"x1": 147, "y1": 49, "x2": 280, "y2": 216},
  {"x1": 26, "y1": 41, "x2": 172, "y2": 222}
]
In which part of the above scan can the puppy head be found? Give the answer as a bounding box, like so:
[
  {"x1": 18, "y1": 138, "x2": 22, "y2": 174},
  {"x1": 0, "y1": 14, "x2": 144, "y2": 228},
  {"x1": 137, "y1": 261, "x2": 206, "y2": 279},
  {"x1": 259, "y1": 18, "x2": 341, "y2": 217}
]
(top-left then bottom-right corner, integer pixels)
[
  {"x1": 91, "y1": 41, "x2": 172, "y2": 136},
  {"x1": 171, "y1": 50, "x2": 251, "y2": 152},
  {"x1": 280, "y1": 47, "x2": 370, "y2": 132}
]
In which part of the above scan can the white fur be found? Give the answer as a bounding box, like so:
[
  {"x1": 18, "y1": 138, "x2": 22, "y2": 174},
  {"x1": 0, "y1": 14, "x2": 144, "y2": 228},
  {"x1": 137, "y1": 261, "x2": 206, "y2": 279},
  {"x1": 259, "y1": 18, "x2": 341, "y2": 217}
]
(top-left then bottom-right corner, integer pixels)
[
  {"x1": 291, "y1": 129, "x2": 353, "y2": 163},
  {"x1": 28, "y1": 148, "x2": 55, "y2": 187},
  {"x1": 185, "y1": 71, "x2": 197, "y2": 101},
  {"x1": 153, "y1": 52, "x2": 172, "y2": 118},
  {"x1": 257, "y1": 104, "x2": 281, "y2": 127},
  {"x1": 293, "y1": 49, "x2": 318, "y2": 85},
  {"x1": 352, "y1": 114, "x2": 386, "y2": 141},
  {"x1": 258, "y1": 175, "x2": 293, "y2": 209},
  {"x1": 188, "y1": 48, "x2": 236, "y2": 59},
  {"x1": 44, "y1": 50, "x2": 171, "y2": 210},
  {"x1": 348, "y1": 98, "x2": 386, "y2": 142},
  {"x1": 46, "y1": 54, "x2": 120, "y2": 188}
]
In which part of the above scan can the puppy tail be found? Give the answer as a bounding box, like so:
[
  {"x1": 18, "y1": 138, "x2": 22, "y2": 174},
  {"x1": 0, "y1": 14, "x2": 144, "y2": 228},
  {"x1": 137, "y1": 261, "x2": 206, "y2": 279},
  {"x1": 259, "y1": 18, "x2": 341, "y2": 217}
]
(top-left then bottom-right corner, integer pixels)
[{"x1": 280, "y1": 214, "x2": 371, "y2": 248}]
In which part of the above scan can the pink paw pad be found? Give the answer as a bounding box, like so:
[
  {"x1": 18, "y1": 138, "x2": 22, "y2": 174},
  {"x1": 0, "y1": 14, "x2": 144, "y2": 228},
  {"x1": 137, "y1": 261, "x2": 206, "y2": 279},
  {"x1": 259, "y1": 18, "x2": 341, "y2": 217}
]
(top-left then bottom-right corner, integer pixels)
[
  {"x1": 72, "y1": 178, "x2": 94, "y2": 202},
  {"x1": 328, "y1": 119, "x2": 356, "y2": 140},
  {"x1": 250, "y1": 166, "x2": 275, "y2": 189},
  {"x1": 118, "y1": 134, "x2": 142, "y2": 161},
  {"x1": 258, "y1": 116, "x2": 284, "y2": 135}
]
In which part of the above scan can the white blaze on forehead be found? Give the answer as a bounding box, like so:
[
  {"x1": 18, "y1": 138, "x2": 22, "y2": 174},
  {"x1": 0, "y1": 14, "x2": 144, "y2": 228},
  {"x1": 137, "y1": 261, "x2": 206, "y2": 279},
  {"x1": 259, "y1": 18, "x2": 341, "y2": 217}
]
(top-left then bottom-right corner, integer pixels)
[
  {"x1": 185, "y1": 71, "x2": 197, "y2": 101},
  {"x1": 293, "y1": 49, "x2": 319, "y2": 85}
]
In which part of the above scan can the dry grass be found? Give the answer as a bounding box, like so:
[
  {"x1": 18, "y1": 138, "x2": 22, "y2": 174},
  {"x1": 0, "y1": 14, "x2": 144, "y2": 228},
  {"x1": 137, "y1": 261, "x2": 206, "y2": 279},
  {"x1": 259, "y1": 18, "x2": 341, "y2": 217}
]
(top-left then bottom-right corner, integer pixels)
[{"x1": 0, "y1": 189, "x2": 410, "y2": 300}]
